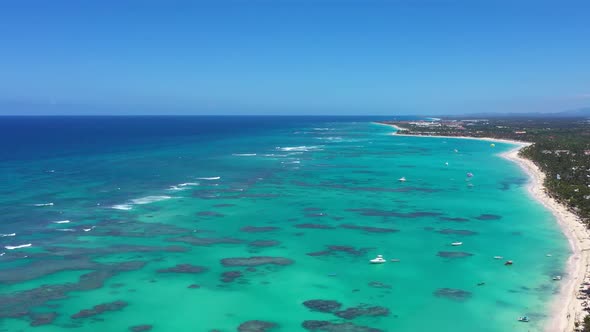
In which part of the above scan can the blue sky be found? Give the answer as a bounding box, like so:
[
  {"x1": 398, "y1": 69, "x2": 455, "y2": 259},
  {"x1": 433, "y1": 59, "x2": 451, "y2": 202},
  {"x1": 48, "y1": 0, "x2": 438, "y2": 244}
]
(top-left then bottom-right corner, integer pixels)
[{"x1": 0, "y1": 0, "x2": 589, "y2": 115}]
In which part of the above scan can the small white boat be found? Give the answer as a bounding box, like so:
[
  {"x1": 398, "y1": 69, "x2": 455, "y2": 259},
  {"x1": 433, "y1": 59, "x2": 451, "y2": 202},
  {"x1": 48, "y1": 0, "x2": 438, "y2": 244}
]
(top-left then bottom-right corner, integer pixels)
[
  {"x1": 553, "y1": 276, "x2": 562, "y2": 281},
  {"x1": 453, "y1": 149, "x2": 458, "y2": 153},
  {"x1": 493, "y1": 256, "x2": 503, "y2": 260},
  {"x1": 466, "y1": 172, "x2": 474, "y2": 178},
  {"x1": 445, "y1": 162, "x2": 449, "y2": 166},
  {"x1": 398, "y1": 177, "x2": 406, "y2": 182},
  {"x1": 370, "y1": 255, "x2": 386, "y2": 264},
  {"x1": 546, "y1": 254, "x2": 552, "y2": 257},
  {"x1": 518, "y1": 316, "x2": 530, "y2": 322},
  {"x1": 451, "y1": 242, "x2": 463, "y2": 246}
]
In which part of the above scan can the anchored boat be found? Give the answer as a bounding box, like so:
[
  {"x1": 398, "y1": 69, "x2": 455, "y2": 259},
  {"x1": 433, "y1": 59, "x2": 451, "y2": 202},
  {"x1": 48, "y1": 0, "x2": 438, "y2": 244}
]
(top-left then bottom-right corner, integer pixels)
[{"x1": 370, "y1": 255, "x2": 386, "y2": 264}]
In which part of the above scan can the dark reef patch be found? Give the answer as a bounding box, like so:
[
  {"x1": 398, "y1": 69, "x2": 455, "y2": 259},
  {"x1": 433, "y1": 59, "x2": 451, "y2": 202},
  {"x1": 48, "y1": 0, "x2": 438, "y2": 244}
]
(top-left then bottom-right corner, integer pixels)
[
  {"x1": 221, "y1": 271, "x2": 243, "y2": 283},
  {"x1": 44, "y1": 245, "x2": 188, "y2": 257},
  {"x1": 434, "y1": 288, "x2": 472, "y2": 301},
  {"x1": 435, "y1": 229, "x2": 478, "y2": 236},
  {"x1": 307, "y1": 245, "x2": 371, "y2": 257},
  {"x1": 439, "y1": 217, "x2": 470, "y2": 222},
  {"x1": 249, "y1": 240, "x2": 280, "y2": 247},
  {"x1": 305, "y1": 213, "x2": 327, "y2": 218},
  {"x1": 499, "y1": 177, "x2": 527, "y2": 191},
  {"x1": 293, "y1": 180, "x2": 439, "y2": 194},
  {"x1": 303, "y1": 300, "x2": 342, "y2": 313},
  {"x1": 167, "y1": 235, "x2": 244, "y2": 246},
  {"x1": 29, "y1": 312, "x2": 57, "y2": 326},
  {"x1": 474, "y1": 214, "x2": 502, "y2": 220},
  {"x1": 352, "y1": 170, "x2": 376, "y2": 174},
  {"x1": 302, "y1": 321, "x2": 383, "y2": 332},
  {"x1": 341, "y1": 224, "x2": 398, "y2": 233},
  {"x1": 197, "y1": 211, "x2": 225, "y2": 217},
  {"x1": 0, "y1": 256, "x2": 153, "y2": 285},
  {"x1": 0, "y1": 261, "x2": 145, "y2": 319},
  {"x1": 335, "y1": 305, "x2": 390, "y2": 319},
  {"x1": 221, "y1": 256, "x2": 294, "y2": 267},
  {"x1": 240, "y1": 226, "x2": 280, "y2": 233},
  {"x1": 295, "y1": 223, "x2": 334, "y2": 229},
  {"x1": 129, "y1": 325, "x2": 153, "y2": 332},
  {"x1": 437, "y1": 251, "x2": 473, "y2": 258},
  {"x1": 213, "y1": 203, "x2": 235, "y2": 208},
  {"x1": 237, "y1": 320, "x2": 277, "y2": 331},
  {"x1": 157, "y1": 264, "x2": 208, "y2": 274},
  {"x1": 71, "y1": 300, "x2": 128, "y2": 319},
  {"x1": 0, "y1": 258, "x2": 100, "y2": 284},
  {"x1": 388, "y1": 187, "x2": 440, "y2": 193},
  {"x1": 187, "y1": 284, "x2": 201, "y2": 289},
  {"x1": 346, "y1": 209, "x2": 442, "y2": 218}
]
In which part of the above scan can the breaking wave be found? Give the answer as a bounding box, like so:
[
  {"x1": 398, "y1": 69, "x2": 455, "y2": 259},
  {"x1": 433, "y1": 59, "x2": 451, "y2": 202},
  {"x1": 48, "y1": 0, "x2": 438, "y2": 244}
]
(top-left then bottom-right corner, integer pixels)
[
  {"x1": 33, "y1": 203, "x2": 54, "y2": 207},
  {"x1": 111, "y1": 195, "x2": 173, "y2": 211},
  {"x1": 4, "y1": 243, "x2": 32, "y2": 250},
  {"x1": 168, "y1": 182, "x2": 200, "y2": 191},
  {"x1": 276, "y1": 146, "x2": 324, "y2": 152}
]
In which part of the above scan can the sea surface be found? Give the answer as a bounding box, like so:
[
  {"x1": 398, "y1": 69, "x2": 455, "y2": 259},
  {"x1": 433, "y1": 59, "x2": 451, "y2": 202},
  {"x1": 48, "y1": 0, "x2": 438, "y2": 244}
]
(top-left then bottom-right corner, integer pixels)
[{"x1": 0, "y1": 116, "x2": 569, "y2": 331}]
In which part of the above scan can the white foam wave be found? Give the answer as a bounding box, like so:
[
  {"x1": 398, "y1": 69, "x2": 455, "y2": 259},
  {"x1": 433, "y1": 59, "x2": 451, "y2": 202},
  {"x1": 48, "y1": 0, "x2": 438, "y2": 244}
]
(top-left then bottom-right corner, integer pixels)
[
  {"x1": 0, "y1": 233, "x2": 16, "y2": 237},
  {"x1": 83, "y1": 226, "x2": 96, "y2": 232},
  {"x1": 56, "y1": 228, "x2": 75, "y2": 232},
  {"x1": 276, "y1": 146, "x2": 323, "y2": 152},
  {"x1": 34, "y1": 203, "x2": 54, "y2": 207},
  {"x1": 316, "y1": 136, "x2": 343, "y2": 141},
  {"x1": 112, "y1": 204, "x2": 133, "y2": 210},
  {"x1": 130, "y1": 196, "x2": 172, "y2": 205},
  {"x1": 197, "y1": 177, "x2": 221, "y2": 180},
  {"x1": 5, "y1": 243, "x2": 32, "y2": 250},
  {"x1": 313, "y1": 128, "x2": 333, "y2": 131},
  {"x1": 0, "y1": 252, "x2": 4, "y2": 256},
  {"x1": 178, "y1": 182, "x2": 199, "y2": 187},
  {"x1": 168, "y1": 182, "x2": 199, "y2": 191},
  {"x1": 232, "y1": 153, "x2": 257, "y2": 156},
  {"x1": 263, "y1": 153, "x2": 288, "y2": 158},
  {"x1": 111, "y1": 195, "x2": 172, "y2": 211},
  {"x1": 52, "y1": 220, "x2": 70, "y2": 224}
]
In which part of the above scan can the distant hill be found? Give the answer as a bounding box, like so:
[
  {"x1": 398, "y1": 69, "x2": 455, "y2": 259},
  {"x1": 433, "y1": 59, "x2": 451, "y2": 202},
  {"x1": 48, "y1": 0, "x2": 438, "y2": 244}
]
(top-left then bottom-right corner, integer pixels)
[
  {"x1": 558, "y1": 107, "x2": 590, "y2": 117},
  {"x1": 444, "y1": 107, "x2": 590, "y2": 119}
]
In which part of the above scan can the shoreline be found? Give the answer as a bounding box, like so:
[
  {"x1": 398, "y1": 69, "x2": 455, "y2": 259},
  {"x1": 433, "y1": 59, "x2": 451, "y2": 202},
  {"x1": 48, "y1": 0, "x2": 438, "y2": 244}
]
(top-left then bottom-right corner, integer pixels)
[
  {"x1": 502, "y1": 146, "x2": 589, "y2": 332},
  {"x1": 378, "y1": 122, "x2": 589, "y2": 331}
]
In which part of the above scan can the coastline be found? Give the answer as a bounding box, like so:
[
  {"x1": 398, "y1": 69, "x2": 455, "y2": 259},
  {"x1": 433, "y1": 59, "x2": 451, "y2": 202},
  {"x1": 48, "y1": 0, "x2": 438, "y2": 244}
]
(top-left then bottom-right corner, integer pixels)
[
  {"x1": 379, "y1": 122, "x2": 589, "y2": 331},
  {"x1": 502, "y1": 145, "x2": 589, "y2": 332}
]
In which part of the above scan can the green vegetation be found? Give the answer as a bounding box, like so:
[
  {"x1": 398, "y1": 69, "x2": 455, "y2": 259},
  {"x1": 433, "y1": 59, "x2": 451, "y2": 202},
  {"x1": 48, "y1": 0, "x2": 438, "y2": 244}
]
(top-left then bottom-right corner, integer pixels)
[{"x1": 381, "y1": 117, "x2": 590, "y2": 223}]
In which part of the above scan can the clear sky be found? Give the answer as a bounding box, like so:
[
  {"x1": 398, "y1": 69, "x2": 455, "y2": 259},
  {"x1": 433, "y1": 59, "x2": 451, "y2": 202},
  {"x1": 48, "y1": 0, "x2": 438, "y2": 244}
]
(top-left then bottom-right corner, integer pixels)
[{"x1": 1, "y1": 0, "x2": 589, "y2": 115}]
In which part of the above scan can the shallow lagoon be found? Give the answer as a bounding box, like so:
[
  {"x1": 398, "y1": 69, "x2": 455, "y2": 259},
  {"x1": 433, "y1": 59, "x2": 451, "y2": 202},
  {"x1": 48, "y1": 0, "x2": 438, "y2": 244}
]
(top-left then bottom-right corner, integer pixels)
[{"x1": 0, "y1": 118, "x2": 568, "y2": 331}]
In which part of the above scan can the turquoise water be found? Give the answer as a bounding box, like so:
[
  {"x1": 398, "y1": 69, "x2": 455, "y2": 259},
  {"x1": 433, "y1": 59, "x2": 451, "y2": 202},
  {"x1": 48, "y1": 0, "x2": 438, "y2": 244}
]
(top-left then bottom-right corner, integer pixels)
[{"x1": 0, "y1": 118, "x2": 569, "y2": 331}]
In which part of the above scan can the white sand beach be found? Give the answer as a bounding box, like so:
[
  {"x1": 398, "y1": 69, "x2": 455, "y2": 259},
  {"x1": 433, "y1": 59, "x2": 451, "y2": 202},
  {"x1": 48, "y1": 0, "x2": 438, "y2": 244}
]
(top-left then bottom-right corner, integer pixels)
[
  {"x1": 503, "y1": 146, "x2": 590, "y2": 332},
  {"x1": 378, "y1": 122, "x2": 590, "y2": 331}
]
